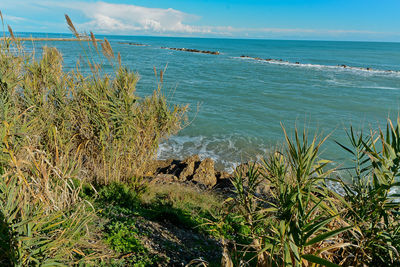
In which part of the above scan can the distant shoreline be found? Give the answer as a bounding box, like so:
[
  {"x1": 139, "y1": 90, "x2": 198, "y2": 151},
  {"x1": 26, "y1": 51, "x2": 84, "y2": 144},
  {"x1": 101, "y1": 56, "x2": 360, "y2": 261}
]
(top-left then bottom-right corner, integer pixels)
[{"x1": 1, "y1": 37, "x2": 101, "y2": 42}]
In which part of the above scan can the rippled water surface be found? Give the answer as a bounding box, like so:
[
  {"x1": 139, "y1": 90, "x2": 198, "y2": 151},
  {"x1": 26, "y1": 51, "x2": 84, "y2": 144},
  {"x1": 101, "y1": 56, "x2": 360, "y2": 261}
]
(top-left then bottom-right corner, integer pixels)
[{"x1": 20, "y1": 33, "x2": 400, "y2": 170}]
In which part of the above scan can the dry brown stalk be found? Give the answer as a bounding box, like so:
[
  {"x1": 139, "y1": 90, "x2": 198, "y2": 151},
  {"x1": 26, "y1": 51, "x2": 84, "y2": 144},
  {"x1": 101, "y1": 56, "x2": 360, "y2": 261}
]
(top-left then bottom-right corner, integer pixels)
[
  {"x1": 65, "y1": 14, "x2": 79, "y2": 38},
  {"x1": 90, "y1": 31, "x2": 98, "y2": 50},
  {"x1": 7, "y1": 25, "x2": 15, "y2": 40}
]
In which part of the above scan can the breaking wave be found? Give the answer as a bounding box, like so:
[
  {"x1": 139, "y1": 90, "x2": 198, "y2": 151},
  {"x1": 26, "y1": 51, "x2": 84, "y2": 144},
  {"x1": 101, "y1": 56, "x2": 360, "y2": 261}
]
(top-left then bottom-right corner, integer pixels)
[{"x1": 235, "y1": 56, "x2": 400, "y2": 77}]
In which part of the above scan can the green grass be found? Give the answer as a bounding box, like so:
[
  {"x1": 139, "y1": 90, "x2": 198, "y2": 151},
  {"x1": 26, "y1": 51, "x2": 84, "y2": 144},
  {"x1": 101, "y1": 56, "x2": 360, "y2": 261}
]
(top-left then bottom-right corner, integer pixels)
[{"x1": 84, "y1": 182, "x2": 228, "y2": 265}]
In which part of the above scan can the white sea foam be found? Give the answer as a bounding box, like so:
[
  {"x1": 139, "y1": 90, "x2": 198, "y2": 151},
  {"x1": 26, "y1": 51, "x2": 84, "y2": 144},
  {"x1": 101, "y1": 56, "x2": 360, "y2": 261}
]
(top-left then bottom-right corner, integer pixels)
[
  {"x1": 359, "y1": 85, "x2": 400, "y2": 90},
  {"x1": 157, "y1": 134, "x2": 267, "y2": 172},
  {"x1": 326, "y1": 79, "x2": 400, "y2": 90},
  {"x1": 158, "y1": 134, "x2": 352, "y2": 194},
  {"x1": 235, "y1": 56, "x2": 400, "y2": 77}
]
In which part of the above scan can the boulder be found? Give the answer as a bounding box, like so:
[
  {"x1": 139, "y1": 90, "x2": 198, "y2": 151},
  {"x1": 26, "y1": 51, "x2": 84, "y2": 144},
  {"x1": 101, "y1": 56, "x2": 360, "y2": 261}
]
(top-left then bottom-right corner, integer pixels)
[
  {"x1": 178, "y1": 155, "x2": 200, "y2": 181},
  {"x1": 164, "y1": 160, "x2": 181, "y2": 176},
  {"x1": 150, "y1": 173, "x2": 178, "y2": 185},
  {"x1": 192, "y1": 158, "x2": 217, "y2": 187},
  {"x1": 145, "y1": 159, "x2": 173, "y2": 176}
]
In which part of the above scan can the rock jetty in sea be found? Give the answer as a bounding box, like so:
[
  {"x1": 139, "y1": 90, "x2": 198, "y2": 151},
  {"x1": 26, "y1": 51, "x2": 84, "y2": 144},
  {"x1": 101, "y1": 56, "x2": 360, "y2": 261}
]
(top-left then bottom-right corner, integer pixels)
[
  {"x1": 118, "y1": 42, "x2": 149, "y2": 46},
  {"x1": 161, "y1": 47, "x2": 220, "y2": 55}
]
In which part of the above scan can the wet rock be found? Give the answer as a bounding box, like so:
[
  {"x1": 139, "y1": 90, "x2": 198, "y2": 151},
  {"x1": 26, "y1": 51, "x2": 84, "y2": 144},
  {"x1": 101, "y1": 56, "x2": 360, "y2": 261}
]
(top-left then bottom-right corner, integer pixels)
[{"x1": 192, "y1": 158, "x2": 217, "y2": 187}]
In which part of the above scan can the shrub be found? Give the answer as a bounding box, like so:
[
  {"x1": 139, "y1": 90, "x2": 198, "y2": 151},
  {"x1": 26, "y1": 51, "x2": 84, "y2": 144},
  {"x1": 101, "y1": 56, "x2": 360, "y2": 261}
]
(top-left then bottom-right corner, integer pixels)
[
  {"x1": 0, "y1": 14, "x2": 186, "y2": 265},
  {"x1": 336, "y1": 121, "x2": 400, "y2": 266}
]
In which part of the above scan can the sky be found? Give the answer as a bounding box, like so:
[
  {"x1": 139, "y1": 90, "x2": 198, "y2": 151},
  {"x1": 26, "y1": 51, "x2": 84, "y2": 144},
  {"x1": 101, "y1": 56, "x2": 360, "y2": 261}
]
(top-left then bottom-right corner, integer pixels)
[{"x1": 1, "y1": 0, "x2": 400, "y2": 41}]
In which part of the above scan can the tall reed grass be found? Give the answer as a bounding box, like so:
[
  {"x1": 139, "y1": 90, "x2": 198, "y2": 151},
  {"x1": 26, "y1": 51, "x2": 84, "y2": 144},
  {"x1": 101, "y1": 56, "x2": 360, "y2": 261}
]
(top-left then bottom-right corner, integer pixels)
[{"x1": 0, "y1": 14, "x2": 186, "y2": 265}]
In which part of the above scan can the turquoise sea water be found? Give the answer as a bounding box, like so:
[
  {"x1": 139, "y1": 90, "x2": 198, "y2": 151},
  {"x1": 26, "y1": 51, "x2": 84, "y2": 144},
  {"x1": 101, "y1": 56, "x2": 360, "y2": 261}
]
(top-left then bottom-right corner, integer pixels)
[{"x1": 19, "y1": 33, "x2": 400, "y2": 171}]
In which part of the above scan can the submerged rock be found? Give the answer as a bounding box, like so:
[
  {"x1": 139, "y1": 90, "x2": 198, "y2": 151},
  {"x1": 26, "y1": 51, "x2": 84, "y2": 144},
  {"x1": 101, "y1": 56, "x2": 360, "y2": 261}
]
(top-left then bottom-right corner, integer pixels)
[
  {"x1": 161, "y1": 47, "x2": 220, "y2": 55},
  {"x1": 118, "y1": 42, "x2": 149, "y2": 46}
]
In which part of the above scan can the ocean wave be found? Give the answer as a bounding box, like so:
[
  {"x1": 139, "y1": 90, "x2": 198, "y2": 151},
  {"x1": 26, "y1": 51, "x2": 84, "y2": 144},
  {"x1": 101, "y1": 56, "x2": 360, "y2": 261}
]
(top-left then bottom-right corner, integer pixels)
[
  {"x1": 235, "y1": 56, "x2": 400, "y2": 77},
  {"x1": 157, "y1": 134, "x2": 356, "y2": 194},
  {"x1": 359, "y1": 85, "x2": 400, "y2": 90},
  {"x1": 157, "y1": 134, "x2": 268, "y2": 172},
  {"x1": 326, "y1": 79, "x2": 400, "y2": 90}
]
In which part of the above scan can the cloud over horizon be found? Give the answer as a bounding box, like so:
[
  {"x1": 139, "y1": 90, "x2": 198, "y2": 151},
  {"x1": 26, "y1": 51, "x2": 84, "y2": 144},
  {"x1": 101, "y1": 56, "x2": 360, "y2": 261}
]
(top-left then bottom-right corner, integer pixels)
[
  {"x1": 63, "y1": 2, "x2": 209, "y2": 34},
  {"x1": 1, "y1": 0, "x2": 398, "y2": 41},
  {"x1": 1, "y1": 0, "x2": 207, "y2": 34},
  {"x1": 59, "y1": 2, "x2": 384, "y2": 37}
]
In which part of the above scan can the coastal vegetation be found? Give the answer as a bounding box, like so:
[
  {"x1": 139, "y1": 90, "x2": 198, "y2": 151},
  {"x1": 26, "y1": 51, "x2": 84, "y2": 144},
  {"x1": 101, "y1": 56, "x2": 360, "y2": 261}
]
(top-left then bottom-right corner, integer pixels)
[{"x1": 1, "y1": 13, "x2": 400, "y2": 266}]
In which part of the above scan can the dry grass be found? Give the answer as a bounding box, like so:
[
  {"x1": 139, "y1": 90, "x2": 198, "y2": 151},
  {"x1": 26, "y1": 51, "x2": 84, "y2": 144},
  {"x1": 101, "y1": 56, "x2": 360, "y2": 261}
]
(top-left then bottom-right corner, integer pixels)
[{"x1": 0, "y1": 14, "x2": 187, "y2": 265}]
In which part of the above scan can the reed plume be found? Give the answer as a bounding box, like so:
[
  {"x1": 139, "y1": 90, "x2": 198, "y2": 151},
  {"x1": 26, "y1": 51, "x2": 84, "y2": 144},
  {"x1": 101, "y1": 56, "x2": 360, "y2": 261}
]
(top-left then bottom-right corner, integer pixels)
[
  {"x1": 90, "y1": 31, "x2": 98, "y2": 50},
  {"x1": 7, "y1": 25, "x2": 15, "y2": 40},
  {"x1": 101, "y1": 37, "x2": 114, "y2": 59},
  {"x1": 117, "y1": 52, "x2": 121, "y2": 66},
  {"x1": 65, "y1": 14, "x2": 79, "y2": 38}
]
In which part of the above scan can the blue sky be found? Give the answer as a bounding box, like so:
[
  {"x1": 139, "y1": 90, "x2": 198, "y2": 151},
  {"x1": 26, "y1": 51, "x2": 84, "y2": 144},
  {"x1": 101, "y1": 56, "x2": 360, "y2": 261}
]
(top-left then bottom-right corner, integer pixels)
[{"x1": 1, "y1": 0, "x2": 400, "y2": 41}]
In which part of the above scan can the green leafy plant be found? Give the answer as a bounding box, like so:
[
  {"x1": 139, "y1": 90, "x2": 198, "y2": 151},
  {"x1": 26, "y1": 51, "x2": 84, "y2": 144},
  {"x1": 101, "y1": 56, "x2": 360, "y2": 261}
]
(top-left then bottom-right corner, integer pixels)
[
  {"x1": 336, "y1": 121, "x2": 400, "y2": 266},
  {"x1": 224, "y1": 127, "x2": 351, "y2": 267}
]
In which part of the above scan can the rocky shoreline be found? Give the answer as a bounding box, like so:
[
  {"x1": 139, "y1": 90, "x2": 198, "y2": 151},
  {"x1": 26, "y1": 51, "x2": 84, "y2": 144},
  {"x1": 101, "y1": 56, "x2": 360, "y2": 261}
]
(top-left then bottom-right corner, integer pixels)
[
  {"x1": 147, "y1": 155, "x2": 231, "y2": 188},
  {"x1": 145, "y1": 155, "x2": 271, "y2": 197}
]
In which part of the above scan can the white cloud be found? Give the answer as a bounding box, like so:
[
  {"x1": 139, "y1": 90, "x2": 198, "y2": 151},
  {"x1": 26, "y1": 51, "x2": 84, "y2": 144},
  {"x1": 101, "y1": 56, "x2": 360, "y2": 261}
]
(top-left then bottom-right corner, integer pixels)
[
  {"x1": 56, "y1": 1, "x2": 385, "y2": 38},
  {"x1": 209, "y1": 26, "x2": 379, "y2": 35},
  {"x1": 3, "y1": 15, "x2": 27, "y2": 23},
  {"x1": 52, "y1": 1, "x2": 209, "y2": 34},
  {"x1": 1, "y1": 0, "x2": 395, "y2": 39}
]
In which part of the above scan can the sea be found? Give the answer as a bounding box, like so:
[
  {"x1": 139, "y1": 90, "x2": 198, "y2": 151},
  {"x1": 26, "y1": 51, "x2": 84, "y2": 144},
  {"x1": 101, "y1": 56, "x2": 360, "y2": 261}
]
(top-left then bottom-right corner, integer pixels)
[{"x1": 17, "y1": 32, "x2": 400, "y2": 172}]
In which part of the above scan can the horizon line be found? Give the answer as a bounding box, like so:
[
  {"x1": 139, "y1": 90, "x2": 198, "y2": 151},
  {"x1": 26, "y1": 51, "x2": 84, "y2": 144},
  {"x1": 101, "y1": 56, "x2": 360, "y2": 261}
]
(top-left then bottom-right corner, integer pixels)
[{"x1": 11, "y1": 31, "x2": 400, "y2": 44}]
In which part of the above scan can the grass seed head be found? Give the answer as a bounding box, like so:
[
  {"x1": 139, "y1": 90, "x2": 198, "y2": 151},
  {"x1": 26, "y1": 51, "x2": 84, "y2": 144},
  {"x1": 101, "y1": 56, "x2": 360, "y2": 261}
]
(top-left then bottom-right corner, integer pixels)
[{"x1": 65, "y1": 14, "x2": 79, "y2": 38}]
